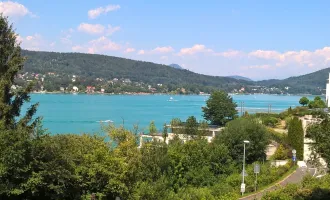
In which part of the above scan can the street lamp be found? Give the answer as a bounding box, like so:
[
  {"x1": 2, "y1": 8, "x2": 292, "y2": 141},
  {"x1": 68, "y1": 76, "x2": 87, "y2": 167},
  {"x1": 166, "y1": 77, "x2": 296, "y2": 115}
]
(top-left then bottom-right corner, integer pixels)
[{"x1": 241, "y1": 140, "x2": 250, "y2": 195}]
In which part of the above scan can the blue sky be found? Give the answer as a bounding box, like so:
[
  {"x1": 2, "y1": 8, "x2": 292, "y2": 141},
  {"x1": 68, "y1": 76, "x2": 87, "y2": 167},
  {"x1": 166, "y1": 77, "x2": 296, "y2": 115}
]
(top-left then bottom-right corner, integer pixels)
[{"x1": 2, "y1": 0, "x2": 330, "y2": 80}]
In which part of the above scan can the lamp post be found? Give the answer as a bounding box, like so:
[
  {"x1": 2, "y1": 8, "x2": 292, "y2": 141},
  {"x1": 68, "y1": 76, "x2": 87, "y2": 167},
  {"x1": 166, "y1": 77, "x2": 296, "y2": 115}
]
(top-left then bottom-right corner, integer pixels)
[{"x1": 241, "y1": 140, "x2": 250, "y2": 195}]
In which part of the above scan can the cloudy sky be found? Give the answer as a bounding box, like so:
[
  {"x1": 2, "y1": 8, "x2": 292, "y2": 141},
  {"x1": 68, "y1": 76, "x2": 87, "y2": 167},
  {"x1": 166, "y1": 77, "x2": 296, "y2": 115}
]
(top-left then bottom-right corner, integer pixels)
[{"x1": 2, "y1": 0, "x2": 330, "y2": 80}]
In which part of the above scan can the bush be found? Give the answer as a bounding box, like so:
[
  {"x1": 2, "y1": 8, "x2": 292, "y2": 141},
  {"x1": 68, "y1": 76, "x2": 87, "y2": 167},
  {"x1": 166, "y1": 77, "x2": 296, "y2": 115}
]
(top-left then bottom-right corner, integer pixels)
[
  {"x1": 262, "y1": 117, "x2": 279, "y2": 127},
  {"x1": 272, "y1": 144, "x2": 289, "y2": 160}
]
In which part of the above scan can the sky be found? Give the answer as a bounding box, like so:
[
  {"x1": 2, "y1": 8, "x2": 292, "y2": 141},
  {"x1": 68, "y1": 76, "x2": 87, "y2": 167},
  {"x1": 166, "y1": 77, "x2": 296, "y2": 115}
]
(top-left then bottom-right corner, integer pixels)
[{"x1": 1, "y1": 0, "x2": 330, "y2": 80}]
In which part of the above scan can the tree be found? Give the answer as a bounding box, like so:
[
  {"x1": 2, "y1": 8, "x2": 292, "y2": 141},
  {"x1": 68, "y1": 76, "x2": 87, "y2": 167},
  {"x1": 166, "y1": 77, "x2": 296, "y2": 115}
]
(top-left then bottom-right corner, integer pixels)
[
  {"x1": 162, "y1": 123, "x2": 168, "y2": 141},
  {"x1": 0, "y1": 15, "x2": 40, "y2": 199},
  {"x1": 0, "y1": 15, "x2": 38, "y2": 131},
  {"x1": 213, "y1": 118, "x2": 269, "y2": 163},
  {"x1": 202, "y1": 91, "x2": 237, "y2": 126},
  {"x1": 185, "y1": 116, "x2": 198, "y2": 136},
  {"x1": 306, "y1": 117, "x2": 330, "y2": 168},
  {"x1": 149, "y1": 120, "x2": 157, "y2": 134},
  {"x1": 308, "y1": 96, "x2": 326, "y2": 109},
  {"x1": 272, "y1": 144, "x2": 288, "y2": 160},
  {"x1": 288, "y1": 117, "x2": 304, "y2": 160},
  {"x1": 299, "y1": 97, "x2": 309, "y2": 106}
]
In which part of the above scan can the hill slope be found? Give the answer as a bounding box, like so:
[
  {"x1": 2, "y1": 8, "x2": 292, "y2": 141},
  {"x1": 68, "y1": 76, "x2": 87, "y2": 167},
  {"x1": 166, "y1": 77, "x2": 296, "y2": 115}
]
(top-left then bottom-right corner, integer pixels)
[
  {"x1": 169, "y1": 64, "x2": 183, "y2": 69},
  {"x1": 227, "y1": 75, "x2": 253, "y2": 82},
  {"x1": 257, "y1": 68, "x2": 330, "y2": 94},
  {"x1": 21, "y1": 50, "x2": 250, "y2": 92}
]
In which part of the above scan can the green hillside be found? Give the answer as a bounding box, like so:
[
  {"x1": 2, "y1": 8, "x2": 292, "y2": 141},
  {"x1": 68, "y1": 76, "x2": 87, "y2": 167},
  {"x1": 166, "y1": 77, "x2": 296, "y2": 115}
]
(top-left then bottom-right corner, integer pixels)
[
  {"x1": 257, "y1": 68, "x2": 330, "y2": 94},
  {"x1": 20, "y1": 50, "x2": 250, "y2": 93}
]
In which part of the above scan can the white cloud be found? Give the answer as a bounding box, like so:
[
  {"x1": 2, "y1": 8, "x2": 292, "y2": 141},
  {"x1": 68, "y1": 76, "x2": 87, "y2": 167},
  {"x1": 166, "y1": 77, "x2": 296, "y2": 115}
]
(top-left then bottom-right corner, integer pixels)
[
  {"x1": 178, "y1": 44, "x2": 213, "y2": 56},
  {"x1": 88, "y1": 4, "x2": 120, "y2": 19},
  {"x1": 70, "y1": 36, "x2": 120, "y2": 54},
  {"x1": 215, "y1": 50, "x2": 243, "y2": 58},
  {"x1": 77, "y1": 23, "x2": 120, "y2": 35},
  {"x1": 152, "y1": 46, "x2": 174, "y2": 53},
  {"x1": 78, "y1": 23, "x2": 105, "y2": 34},
  {"x1": 106, "y1": 25, "x2": 120, "y2": 36},
  {"x1": 72, "y1": 45, "x2": 83, "y2": 52},
  {"x1": 18, "y1": 34, "x2": 45, "y2": 51},
  {"x1": 137, "y1": 50, "x2": 145, "y2": 55},
  {"x1": 60, "y1": 28, "x2": 74, "y2": 45},
  {"x1": 125, "y1": 48, "x2": 135, "y2": 53},
  {"x1": 88, "y1": 36, "x2": 120, "y2": 52},
  {"x1": 160, "y1": 56, "x2": 168, "y2": 60},
  {"x1": 0, "y1": 1, "x2": 35, "y2": 18},
  {"x1": 243, "y1": 64, "x2": 272, "y2": 70}
]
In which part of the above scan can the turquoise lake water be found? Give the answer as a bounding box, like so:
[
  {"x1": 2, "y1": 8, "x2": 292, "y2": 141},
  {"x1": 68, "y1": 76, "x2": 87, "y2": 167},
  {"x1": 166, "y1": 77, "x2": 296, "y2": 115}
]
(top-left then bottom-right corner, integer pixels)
[{"x1": 22, "y1": 94, "x2": 311, "y2": 134}]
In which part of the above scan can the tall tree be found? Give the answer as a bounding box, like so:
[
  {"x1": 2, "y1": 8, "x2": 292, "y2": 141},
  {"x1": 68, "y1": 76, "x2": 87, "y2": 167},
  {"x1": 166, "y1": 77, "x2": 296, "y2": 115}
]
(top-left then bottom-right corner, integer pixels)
[
  {"x1": 288, "y1": 117, "x2": 304, "y2": 160},
  {"x1": 0, "y1": 15, "x2": 40, "y2": 199},
  {"x1": 149, "y1": 120, "x2": 157, "y2": 134},
  {"x1": 0, "y1": 15, "x2": 38, "y2": 131},
  {"x1": 213, "y1": 118, "x2": 269, "y2": 163},
  {"x1": 202, "y1": 91, "x2": 237, "y2": 126},
  {"x1": 185, "y1": 116, "x2": 198, "y2": 136}
]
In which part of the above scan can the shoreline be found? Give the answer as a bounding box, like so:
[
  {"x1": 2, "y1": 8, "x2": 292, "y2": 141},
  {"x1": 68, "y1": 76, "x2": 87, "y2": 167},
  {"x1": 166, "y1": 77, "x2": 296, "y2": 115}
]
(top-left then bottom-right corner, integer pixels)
[{"x1": 30, "y1": 92, "x2": 320, "y2": 96}]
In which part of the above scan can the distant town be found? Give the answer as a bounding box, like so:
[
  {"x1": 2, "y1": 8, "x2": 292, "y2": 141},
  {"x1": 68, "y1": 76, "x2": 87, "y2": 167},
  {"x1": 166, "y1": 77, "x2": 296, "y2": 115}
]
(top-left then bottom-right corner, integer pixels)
[{"x1": 13, "y1": 71, "x2": 316, "y2": 95}]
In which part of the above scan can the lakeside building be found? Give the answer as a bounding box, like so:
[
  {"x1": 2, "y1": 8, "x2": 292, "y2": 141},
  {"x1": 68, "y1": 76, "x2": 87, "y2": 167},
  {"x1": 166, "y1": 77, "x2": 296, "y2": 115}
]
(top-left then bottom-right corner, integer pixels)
[
  {"x1": 138, "y1": 124, "x2": 277, "y2": 159},
  {"x1": 138, "y1": 125, "x2": 223, "y2": 148}
]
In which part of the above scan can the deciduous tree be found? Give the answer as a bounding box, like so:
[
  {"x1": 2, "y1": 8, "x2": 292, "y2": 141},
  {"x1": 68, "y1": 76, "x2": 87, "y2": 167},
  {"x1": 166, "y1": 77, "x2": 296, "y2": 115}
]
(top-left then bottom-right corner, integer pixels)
[{"x1": 202, "y1": 91, "x2": 237, "y2": 126}]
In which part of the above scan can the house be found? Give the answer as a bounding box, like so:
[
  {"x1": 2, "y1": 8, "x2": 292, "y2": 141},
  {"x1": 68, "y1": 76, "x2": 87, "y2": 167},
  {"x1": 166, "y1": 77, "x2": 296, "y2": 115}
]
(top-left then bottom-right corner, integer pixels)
[
  {"x1": 86, "y1": 86, "x2": 95, "y2": 93},
  {"x1": 123, "y1": 79, "x2": 131, "y2": 83},
  {"x1": 72, "y1": 86, "x2": 79, "y2": 92},
  {"x1": 60, "y1": 87, "x2": 65, "y2": 92},
  {"x1": 100, "y1": 88, "x2": 105, "y2": 93}
]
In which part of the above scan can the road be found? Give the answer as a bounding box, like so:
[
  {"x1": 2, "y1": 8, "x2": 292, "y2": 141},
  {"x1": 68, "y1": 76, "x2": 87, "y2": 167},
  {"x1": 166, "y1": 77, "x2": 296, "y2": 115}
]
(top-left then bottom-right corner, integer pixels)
[{"x1": 239, "y1": 166, "x2": 315, "y2": 200}]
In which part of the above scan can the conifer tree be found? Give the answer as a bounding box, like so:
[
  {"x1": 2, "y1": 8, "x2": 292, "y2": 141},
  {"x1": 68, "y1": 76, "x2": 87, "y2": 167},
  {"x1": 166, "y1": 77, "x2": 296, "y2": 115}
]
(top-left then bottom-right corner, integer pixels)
[
  {"x1": 0, "y1": 15, "x2": 38, "y2": 131},
  {"x1": 288, "y1": 117, "x2": 304, "y2": 160}
]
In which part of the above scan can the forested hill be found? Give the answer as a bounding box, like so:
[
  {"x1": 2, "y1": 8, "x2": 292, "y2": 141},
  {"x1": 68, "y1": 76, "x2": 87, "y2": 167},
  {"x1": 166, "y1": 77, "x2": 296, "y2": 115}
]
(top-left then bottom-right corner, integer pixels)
[
  {"x1": 21, "y1": 50, "x2": 250, "y2": 92},
  {"x1": 257, "y1": 68, "x2": 330, "y2": 94}
]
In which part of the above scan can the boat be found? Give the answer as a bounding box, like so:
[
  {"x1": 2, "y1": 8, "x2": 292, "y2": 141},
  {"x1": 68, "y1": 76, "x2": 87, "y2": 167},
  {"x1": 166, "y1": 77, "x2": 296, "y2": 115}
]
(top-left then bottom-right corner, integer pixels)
[{"x1": 167, "y1": 97, "x2": 178, "y2": 102}]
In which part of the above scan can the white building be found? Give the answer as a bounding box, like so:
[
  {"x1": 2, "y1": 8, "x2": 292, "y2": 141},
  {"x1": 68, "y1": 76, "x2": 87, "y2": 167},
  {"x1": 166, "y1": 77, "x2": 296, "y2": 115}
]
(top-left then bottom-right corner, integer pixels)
[
  {"x1": 72, "y1": 86, "x2": 79, "y2": 92},
  {"x1": 326, "y1": 73, "x2": 330, "y2": 107}
]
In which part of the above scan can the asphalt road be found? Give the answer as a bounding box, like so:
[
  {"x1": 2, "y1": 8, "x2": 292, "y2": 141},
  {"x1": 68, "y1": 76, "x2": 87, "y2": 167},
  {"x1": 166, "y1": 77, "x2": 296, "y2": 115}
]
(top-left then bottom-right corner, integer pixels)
[{"x1": 239, "y1": 166, "x2": 314, "y2": 200}]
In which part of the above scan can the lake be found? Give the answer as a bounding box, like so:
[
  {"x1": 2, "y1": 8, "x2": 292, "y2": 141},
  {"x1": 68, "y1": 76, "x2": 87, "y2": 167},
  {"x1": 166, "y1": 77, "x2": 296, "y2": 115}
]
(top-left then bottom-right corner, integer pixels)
[{"x1": 22, "y1": 94, "x2": 310, "y2": 134}]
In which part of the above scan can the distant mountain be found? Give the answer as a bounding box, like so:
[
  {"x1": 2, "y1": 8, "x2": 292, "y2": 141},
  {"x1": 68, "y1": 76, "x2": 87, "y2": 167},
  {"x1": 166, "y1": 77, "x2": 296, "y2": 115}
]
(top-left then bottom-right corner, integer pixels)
[
  {"x1": 21, "y1": 50, "x2": 250, "y2": 93},
  {"x1": 169, "y1": 64, "x2": 183, "y2": 69},
  {"x1": 257, "y1": 68, "x2": 330, "y2": 94},
  {"x1": 227, "y1": 75, "x2": 253, "y2": 82}
]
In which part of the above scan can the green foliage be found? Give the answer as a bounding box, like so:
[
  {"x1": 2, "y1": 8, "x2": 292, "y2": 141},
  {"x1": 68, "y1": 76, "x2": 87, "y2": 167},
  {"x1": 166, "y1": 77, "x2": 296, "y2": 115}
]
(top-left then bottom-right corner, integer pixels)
[
  {"x1": 149, "y1": 120, "x2": 157, "y2": 134},
  {"x1": 299, "y1": 97, "x2": 309, "y2": 106},
  {"x1": 262, "y1": 117, "x2": 279, "y2": 127},
  {"x1": 185, "y1": 116, "x2": 198, "y2": 136},
  {"x1": 20, "y1": 50, "x2": 250, "y2": 94},
  {"x1": 308, "y1": 96, "x2": 326, "y2": 109},
  {"x1": 202, "y1": 91, "x2": 237, "y2": 126},
  {"x1": 262, "y1": 175, "x2": 330, "y2": 199},
  {"x1": 288, "y1": 117, "x2": 304, "y2": 160},
  {"x1": 214, "y1": 118, "x2": 270, "y2": 163},
  {"x1": 272, "y1": 144, "x2": 289, "y2": 160},
  {"x1": 162, "y1": 123, "x2": 168, "y2": 141},
  {"x1": 306, "y1": 117, "x2": 330, "y2": 168},
  {"x1": 0, "y1": 15, "x2": 38, "y2": 131}
]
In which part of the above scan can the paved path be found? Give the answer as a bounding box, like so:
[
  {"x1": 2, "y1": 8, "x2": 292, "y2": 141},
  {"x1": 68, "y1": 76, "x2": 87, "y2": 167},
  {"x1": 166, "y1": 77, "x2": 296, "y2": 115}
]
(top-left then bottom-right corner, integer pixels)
[{"x1": 240, "y1": 166, "x2": 314, "y2": 200}]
